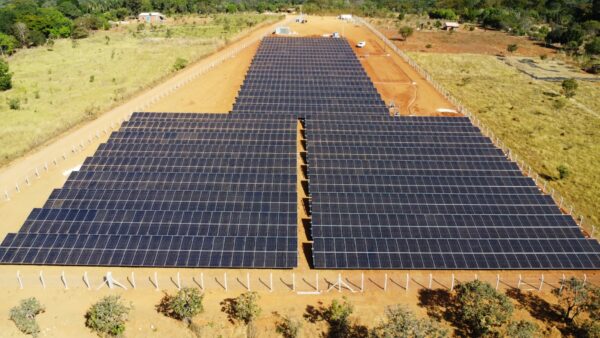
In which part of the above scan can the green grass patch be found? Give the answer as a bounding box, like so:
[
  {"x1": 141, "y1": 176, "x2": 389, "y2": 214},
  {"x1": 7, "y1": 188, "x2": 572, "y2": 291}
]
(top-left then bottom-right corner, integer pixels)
[
  {"x1": 408, "y1": 52, "x2": 600, "y2": 229},
  {"x1": 0, "y1": 14, "x2": 279, "y2": 166}
]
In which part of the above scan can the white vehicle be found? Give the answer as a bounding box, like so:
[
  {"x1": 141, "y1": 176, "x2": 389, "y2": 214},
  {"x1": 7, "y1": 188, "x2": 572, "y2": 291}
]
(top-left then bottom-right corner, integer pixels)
[
  {"x1": 332, "y1": 32, "x2": 340, "y2": 38},
  {"x1": 356, "y1": 41, "x2": 366, "y2": 48}
]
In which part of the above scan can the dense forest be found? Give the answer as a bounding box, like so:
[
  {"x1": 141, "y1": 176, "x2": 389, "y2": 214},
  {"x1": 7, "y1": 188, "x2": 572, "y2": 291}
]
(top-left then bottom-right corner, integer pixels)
[{"x1": 0, "y1": 0, "x2": 598, "y2": 67}]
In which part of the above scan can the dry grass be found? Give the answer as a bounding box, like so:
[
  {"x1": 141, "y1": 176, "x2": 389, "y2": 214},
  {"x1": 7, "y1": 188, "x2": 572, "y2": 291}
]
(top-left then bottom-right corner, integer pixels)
[
  {"x1": 408, "y1": 52, "x2": 600, "y2": 229},
  {"x1": 0, "y1": 14, "x2": 278, "y2": 166}
]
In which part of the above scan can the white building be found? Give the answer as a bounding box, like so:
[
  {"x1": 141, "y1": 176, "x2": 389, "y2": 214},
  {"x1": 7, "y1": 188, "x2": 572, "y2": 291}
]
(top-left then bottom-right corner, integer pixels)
[{"x1": 138, "y1": 12, "x2": 166, "y2": 23}]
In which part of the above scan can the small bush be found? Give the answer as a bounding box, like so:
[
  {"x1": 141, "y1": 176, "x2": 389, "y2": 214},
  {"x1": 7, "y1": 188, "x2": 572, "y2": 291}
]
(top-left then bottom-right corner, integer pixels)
[
  {"x1": 507, "y1": 44, "x2": 519, "y2": 53},
  {"x1": 557, "y1": 164, "x2": 570, "y2": 179},
  {"x1": 173, "y1": 57, "x2": 188, "y2": 71},
  {"x1": 506, "y1": 320, "x2": 539, "y2": 338},
  {"x1": 469, "y1": 26, "x2": 475, "y2": 31},
  {"x1": 0, "y1": 58, "x2": 12, "y2": 91},
  {"x1": 399, "y1": 26, "x2": 414, "y2": 40},
  {"x1": 231, "y1": 292, "x2": 261, "y2": 325},
  {"x1": 157, "y1": 287, "x2": 204, "y2": 321},
  {"x1": 426, "y1": 43, "x2": 432, "y2": 48},
  {"x1": 323, "y1": 297, "x2": 354, "y2": 337},
  {"x1": 85, "y1": 295, "x2": 130, "y2": 337},
  {"x1": 9, "y1": 298, "x2": 45, "y2": 338},
  {"x1": 7, "y1": 97, "x2": 20, "y2": 110},
  {"x1": 276, "y1": 315, "x2": 302, "y2": 338},
  {"x1": 540, "y1": 54, "x2": 547, "y2": 60},
  {"x1": 561, "y1": 78, "x2": 578, "y2": 98},
  {"x1": 89, "y1": 75, "x2": 95, "y2": 83}
]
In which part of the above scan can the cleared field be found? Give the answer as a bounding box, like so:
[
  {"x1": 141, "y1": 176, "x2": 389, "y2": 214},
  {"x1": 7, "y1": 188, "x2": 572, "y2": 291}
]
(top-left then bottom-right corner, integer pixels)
[
  {"x1": 407, "y1": 52, "x2": 600, "y2": 229},
  {"x1": 0, "y1": 14, "x2": 279, "y2": 167}
]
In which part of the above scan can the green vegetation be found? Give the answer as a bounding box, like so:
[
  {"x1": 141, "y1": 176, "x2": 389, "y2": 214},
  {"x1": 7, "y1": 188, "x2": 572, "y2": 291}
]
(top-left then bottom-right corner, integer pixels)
[
  {"x1": 229, "y1": 291, "x2": 262, "y2": 325},
  {"x1": 323, "y1": 297, "x2": 355, "y2": 337},
  {"x1": 455, "y1": 280, "x2": 513, "y2": 336},
  {"x1": 371, "y1": 306, "x2": 448, "y2": 338},
  {"x1": 552, "y1": 277, "x2": 600, "y2": 323},
  {"x1": 505, "y1": 320, "x2": 539, "y2": 338},
  {"x1": 398, "y1": 26, "x2": 414, "y2": 40},
  {"x1": 9, "y1": 298, "x2": 45, "y2": 338},
  {"x1": 0, "y1": 13, "x2": 277, "y2": 166},
  {"x1": 562, "y1": 78, "x2": 578, "y2": 98},
  {"x1": 408, "y1": 51, "x2": 600, "y2": 230},
  {"x1": 85, "y1": 295, "x2": 131, "y2": 337},
  {"x1": 276, "y1": 315, "x2": 302, "y2": 338},
  {"x1": 506, "y1": 43, "x2": 518, "y2": 53},
  {"x1": 157, "y1": 287, "x2": 204, "y2": 321},
  {"x1": 172, "y1": 57, "x2": 188, "y2": 71},
  {"x1": 0, "y1": 57, "x2": 11, "y2": 90}
]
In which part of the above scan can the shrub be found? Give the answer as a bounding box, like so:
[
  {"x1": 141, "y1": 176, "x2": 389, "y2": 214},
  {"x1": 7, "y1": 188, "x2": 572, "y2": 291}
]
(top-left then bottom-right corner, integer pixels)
[
  {"x1": 9, "y1": 298, "x2": 45, "y2": 338},
  {"x1": 507, "y1": 43, "x2": 518, "y2": 53},
  {"x1": 7, "y1": 97, "x2": 20, "y2": 110},
  {"x1": 455, "y1": 280, "x2": 513, "y2": 336},
  {"x1": 584, "y1": 37, "x2": 600, "y2": 55},
  {"x1": 428, "y1": 8, "x2": 458, "y2": 20},
  {"x1": 398, "y1": 26, "x2": 414, "y2": 40},
  {"x1": 0, "y1": 32, "x2": 18, "y2": 55},
  {"x1": 276, "y1": 315, "x2": 302, "y2": 338},
  {"x1": 157, "y1": 287, "x2": 204, "y2": 321},
  {"x1": 71, "y1": 25, "x2": 89, "y2": 39},
  {"x1": 173, "y1": 57, "x2": 188, "y2": 71},
  {"x1": 89, "y1": 75, "x2": 95, "y2": 83},
  {"x1": 557, "y1": 164, "x2": 570, "y2": 179},
  {"x1": 323, "y1": 297, "x2": 354, "y2": 337},
  {"x1": 561, "y1": 78, "x2": 578, "y2": 98},
  {"x1": 231, "y1": 292, "x2": 261, "y2": 325},
  {"x1": 506, "y1": 320, "x2": 539, "y2": 338},
  {"x1": 540, "y1": 54, "x2": 547, "y2": 60},
  {"x1": 85, "y1": 295, "x2": 130, "y2": 337},
  {"x1": 371, "y1": 306, "x2": 448, "y2": 338},
  {"x1": 0, "y1": 58, "x2": 12, "y2": 91},
  {"x1": 426, "y1": 43, "x2": 432, "y2": 48}
]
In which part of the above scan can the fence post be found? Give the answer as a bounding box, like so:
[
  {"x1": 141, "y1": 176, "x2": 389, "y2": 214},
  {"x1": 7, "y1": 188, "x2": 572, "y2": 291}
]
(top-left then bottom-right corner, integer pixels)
[
  {"x1": 428, "y1": 273, "x2": 432, "y2": 289},
  {"x1": 405, "y1": 273, "x2": 409, "y2": 292},
  {"x1": 292, "y1": 272, "x2": 295, "y2": 292},
  {"x1": 176, "y1": 272, "x2": 181, "y2": 290},
  {"x1": 315, "y1": 273, "x2": 319, "y2": 291},
  {"x1": 200, "y1": 272, "x2": 204, "y2": 290},
  {"x1": 154, "y1": 271, "x2": 159, "y2": 291},
  {"x1": 61, "y1": 271, "x2": 68, "y2": 289},
  {"x1": 496, "y1": 274, "x2": 500, "y2": 290},
  {"x1": 450, "y1": 273, "x2": 454, "y2": 291},
  {"x1": 517, "y1": 274, "x2": 522, "y2": 289},
  {"x1": 361, "y1": 272, "x2": 364, "y2": 292},
  {"x1": 17, "y1": 271, "x2": 23, "y2": 289},
  {"x1": 40, "y1": 271, "x2": 45, "y2": 289},
  {"x1": 270, "y1": 272, "x2": 273, "y2": 292},
  {"x1": 539, "y1": 274, "x2": 544, "y2": 291},
  {"x1": 246, "y1": 272, "x2": 251, "y2": 291},
  {"x1": 84, "y1": 271, "x2": 90, "y2": 289},
  {"x1": 131, "y1": 272, "x2": 136, "y2": 289}
]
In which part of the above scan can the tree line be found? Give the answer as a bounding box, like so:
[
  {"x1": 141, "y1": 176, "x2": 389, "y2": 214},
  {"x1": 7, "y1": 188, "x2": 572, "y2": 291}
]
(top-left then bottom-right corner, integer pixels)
[{"x1": 8, "y1": 277, "x2": 600, "y2": 337}]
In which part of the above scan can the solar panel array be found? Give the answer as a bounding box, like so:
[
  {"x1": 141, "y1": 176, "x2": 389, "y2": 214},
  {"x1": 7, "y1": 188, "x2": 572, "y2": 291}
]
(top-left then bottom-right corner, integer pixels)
[
  {"x1": 0, "y1": 114, "x2": 298, "y2": 268},
  {"x1": 0, "y1": 36, "x2": 598, "y2": 270}
]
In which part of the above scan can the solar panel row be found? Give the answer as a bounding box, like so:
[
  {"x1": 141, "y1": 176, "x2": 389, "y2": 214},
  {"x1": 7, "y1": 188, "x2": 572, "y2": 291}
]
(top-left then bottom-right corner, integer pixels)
[{"x1": 0, "y1": 114, "x2": 299, "y2": 268}]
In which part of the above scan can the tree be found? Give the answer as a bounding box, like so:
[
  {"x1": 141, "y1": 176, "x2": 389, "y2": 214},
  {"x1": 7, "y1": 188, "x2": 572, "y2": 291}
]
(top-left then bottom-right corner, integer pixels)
[
  {"x1": 371, "y1": 306, "x2": 448, "y2": 338},
  {"x1": 398, "y1": 26, "x2": 414, "y2": 40},
  {"x1": 505, "y1": 320, "x2": 539, "y2": 338},
  {"x1": 561, "y1": 78, "x2": 578, "y2": 98},
  {"x1": 552, "y1": 277, "x2": 600, "y2": 323},
  {"x1": 323, "y1": 297, "x2": 354, "y2": 337},
  {"x1": 276, "y1": 315, "x2": 302, "y2": 338},
  {"x1": 0, "y1": 58, "x2": 12, "y2": 91},
  {"x1": 231, "y1": 291, "x2": 261, "y2": 325},
  {"x1": 9, "y1": 298, "x2": 45, "y2": 338},
  {"x1": 585, "y1": 37, "x2": 600, "y2": 55},
  {"x1": 13, "y1": 22, "x2": 30, "y2": 47},
  {"x1": 157, "y1": 287, "x2": 204, "y2": 321},
  {"x1": 454, "y1": 280, "x2": 513, "y2": 336},
  {"x1": 507, "y1": 43, "x2": 518, "y2": 53},
  {"x1": 557, "y1": 164, "x2": 570, "y2": 179},
  {"x1": 0, "y1": 32, "x2": 17, "y2": 55},
  {"x1": 85, "y1": 295, "x2": 131, "y2": 337}
]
